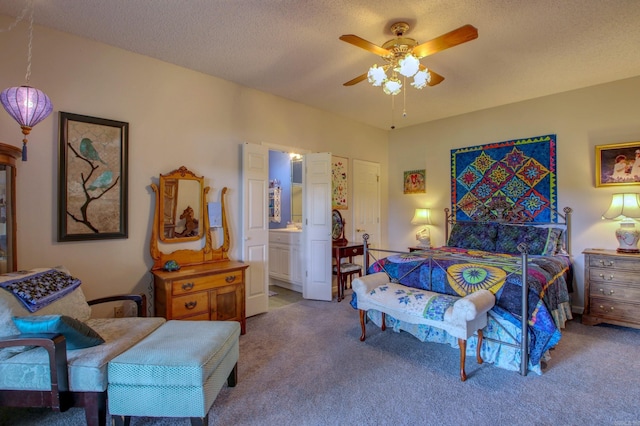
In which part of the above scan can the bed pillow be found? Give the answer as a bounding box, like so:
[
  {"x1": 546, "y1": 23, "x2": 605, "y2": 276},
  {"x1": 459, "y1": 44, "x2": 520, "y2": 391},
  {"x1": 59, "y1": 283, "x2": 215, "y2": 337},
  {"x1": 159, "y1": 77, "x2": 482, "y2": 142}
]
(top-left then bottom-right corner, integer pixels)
[
  {"x1": 447, "y1": 222, "x2": 498, "y2": 252},
  {"x1": 495, "y1": 224, "x2": 563, "y2": 256},
  {"x1": 12, "y1": 315, "x2": 105, "y2": 350}
]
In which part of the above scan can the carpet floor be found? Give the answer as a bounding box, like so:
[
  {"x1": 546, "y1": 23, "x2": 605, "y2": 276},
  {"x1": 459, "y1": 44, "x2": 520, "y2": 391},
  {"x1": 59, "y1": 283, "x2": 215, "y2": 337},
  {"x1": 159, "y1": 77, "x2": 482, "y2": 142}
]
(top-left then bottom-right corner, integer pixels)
[{"x1": 1, "y1": 289, "x2": 639, "y2": 425}]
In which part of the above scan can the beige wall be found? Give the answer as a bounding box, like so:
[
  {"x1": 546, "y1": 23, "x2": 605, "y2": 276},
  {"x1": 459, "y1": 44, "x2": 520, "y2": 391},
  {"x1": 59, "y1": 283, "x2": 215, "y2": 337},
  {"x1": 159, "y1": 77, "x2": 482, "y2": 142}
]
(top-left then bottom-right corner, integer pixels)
[
  {"x1": 388, "y1": 75, "x2": 640, "y2": 311},
  {"x1": 0, "y1": 18, "x2": 388, "y2": 305}
]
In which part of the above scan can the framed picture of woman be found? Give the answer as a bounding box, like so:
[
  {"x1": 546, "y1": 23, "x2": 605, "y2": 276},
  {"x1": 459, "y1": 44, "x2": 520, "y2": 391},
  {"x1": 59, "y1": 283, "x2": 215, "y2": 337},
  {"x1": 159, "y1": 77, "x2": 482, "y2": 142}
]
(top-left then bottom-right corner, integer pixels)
[{"x1": 596, "y1": 141, "x2": 640, "y2": 187}]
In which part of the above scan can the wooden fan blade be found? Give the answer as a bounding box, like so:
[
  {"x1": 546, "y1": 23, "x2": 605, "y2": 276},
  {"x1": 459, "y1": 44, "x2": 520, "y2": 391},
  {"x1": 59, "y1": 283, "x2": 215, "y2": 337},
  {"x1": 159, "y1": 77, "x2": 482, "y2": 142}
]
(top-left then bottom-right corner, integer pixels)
[
  {"x1": 339, "y1": 34, "x2": 392, "y2": 57},
  {"x1": 427, "y1": 69, "x2": 445, "y2": 86},
  {"x1": 343, "y1": 72, "x2": 368, "y2": 86},
  {"x1": 412, "y1": 24, "x2": 478, "y2": 59}
]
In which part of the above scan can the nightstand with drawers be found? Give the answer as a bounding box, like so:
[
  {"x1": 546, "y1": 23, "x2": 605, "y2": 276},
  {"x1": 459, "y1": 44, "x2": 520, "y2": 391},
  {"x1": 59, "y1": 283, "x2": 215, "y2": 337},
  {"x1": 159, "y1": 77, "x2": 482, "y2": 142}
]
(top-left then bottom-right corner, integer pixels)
[{"x1": 582, "y1": 249, "x2": 640, "y2": 329}]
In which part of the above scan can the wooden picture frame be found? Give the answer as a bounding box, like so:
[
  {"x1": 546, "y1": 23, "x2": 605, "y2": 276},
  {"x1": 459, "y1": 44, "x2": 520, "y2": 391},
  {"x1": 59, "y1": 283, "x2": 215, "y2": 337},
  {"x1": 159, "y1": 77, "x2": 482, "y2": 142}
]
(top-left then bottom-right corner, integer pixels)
[
  {"x1": 404, "y1": 169, "x2": 426, "y2": 194},
  {"x1": 58, "y1": 112, "x2": 128, "y2": 241},
  {"x1": 595, "y1": 141, "x2": 640, "y2": 187}
]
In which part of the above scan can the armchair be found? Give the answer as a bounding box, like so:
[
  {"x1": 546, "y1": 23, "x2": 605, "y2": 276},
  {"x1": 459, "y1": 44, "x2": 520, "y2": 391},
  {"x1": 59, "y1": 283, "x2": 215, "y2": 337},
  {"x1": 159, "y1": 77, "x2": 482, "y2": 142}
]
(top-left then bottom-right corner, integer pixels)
[{"x1": 0, "y1": 268, "x2": 165, "y2": 426}]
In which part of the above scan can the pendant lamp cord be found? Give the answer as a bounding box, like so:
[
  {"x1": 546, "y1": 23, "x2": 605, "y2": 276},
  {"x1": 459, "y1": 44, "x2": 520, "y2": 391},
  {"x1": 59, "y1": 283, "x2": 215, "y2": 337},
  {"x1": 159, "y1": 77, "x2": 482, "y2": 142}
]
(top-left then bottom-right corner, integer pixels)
[{"x1": 0, "y1": 0, "x2": 34, "y2": 83}]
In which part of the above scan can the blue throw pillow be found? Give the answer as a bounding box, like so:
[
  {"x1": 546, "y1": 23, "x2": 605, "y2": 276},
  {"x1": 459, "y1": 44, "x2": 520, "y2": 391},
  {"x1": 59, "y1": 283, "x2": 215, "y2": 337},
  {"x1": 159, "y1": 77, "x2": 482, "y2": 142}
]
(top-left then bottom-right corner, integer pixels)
[{"x1": 12, "y1": 315, "x2": 105, "y2": 350}]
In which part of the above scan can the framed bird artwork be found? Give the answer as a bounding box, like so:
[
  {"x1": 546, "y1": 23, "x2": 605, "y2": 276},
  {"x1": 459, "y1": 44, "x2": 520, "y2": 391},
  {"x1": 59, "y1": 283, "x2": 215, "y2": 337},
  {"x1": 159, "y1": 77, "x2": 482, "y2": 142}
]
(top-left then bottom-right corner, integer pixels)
[{"x1": 58, "y1": 112, "x2": 129, "y2": 241}]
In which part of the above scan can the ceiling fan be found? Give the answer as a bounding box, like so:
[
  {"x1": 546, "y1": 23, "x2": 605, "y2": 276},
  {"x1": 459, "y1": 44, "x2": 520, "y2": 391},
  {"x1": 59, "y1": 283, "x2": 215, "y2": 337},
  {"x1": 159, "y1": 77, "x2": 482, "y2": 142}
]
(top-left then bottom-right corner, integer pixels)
[{"x1": 339, "y1": 22, "x2": 478, "y2": 95}]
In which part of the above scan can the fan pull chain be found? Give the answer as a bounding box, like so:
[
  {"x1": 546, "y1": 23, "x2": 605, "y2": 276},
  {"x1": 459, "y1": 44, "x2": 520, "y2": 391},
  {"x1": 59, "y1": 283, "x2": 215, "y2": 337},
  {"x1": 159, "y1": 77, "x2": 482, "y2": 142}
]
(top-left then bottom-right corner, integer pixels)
[
  {"x1": 403, "y1": 76, "x2": 407, "y2": 118},
  {"x1": 390, "y1": 94, "x2": 395, "y2": 130}
]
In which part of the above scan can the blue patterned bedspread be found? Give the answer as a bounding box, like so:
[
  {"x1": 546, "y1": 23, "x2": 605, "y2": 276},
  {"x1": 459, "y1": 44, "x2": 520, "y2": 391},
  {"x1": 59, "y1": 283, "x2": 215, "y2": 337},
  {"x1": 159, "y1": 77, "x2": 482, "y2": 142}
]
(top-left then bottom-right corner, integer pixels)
[
  {"x1": 365, "y1": 247, "x2": 572, "y2": 366},
  {"x1": 0, "y1": 268, "x2": 81, "y2": 312}
]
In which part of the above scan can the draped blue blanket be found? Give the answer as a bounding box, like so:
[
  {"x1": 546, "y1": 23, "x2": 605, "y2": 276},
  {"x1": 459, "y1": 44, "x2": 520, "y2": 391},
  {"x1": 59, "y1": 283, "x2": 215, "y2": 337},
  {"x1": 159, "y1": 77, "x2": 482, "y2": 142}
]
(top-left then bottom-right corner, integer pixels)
[
  {"x1": 0, "y1": 269, "x2": 81, "y2": 313},
  {"x1": 363, "y1": 247, "x2": 572, "y2": 366}
]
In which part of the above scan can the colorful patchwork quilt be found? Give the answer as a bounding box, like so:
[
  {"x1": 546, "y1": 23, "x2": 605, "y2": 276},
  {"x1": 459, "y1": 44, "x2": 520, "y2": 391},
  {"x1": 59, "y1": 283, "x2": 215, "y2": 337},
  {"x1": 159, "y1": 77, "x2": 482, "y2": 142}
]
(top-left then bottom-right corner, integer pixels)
[
  {"x1": 451, "y1": 134, "x2": 557, "y2": 223},
  {"x1": 365, "y1": 247, "x2": 572, "y2": 366}
]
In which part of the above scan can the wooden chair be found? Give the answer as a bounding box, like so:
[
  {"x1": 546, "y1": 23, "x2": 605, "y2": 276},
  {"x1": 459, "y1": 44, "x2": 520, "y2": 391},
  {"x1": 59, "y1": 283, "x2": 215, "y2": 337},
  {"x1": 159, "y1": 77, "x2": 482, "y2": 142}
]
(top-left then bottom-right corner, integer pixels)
[{"x1": 333, "y1": 259, "x2": 362, "y2": 302}]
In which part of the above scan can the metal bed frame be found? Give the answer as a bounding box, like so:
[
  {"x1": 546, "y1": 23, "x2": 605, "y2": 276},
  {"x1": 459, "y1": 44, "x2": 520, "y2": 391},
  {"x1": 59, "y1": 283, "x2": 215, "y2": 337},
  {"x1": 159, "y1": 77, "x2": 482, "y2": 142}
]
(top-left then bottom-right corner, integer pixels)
[{"x1": 362, "y1": 206, "x2": 572, "y2": 376}]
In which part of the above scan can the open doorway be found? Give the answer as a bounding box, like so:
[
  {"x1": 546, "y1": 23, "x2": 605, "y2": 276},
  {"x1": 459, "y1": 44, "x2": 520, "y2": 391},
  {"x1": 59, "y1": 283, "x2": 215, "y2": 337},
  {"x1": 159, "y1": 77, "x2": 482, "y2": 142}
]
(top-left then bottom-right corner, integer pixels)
[
  {"x1": 242, "y1": 144, "x2": 333, "y2": 317},
  {"x1": 268, "y1": 150, "x2": 304, "y2": 306}
]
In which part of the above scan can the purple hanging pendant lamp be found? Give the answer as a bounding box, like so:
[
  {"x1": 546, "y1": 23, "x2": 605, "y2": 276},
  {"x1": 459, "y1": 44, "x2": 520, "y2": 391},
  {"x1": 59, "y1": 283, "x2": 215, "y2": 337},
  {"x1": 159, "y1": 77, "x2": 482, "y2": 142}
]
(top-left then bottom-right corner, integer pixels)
[{"x1": 0, "y1": 0, "x2": 53, "y2": 161}]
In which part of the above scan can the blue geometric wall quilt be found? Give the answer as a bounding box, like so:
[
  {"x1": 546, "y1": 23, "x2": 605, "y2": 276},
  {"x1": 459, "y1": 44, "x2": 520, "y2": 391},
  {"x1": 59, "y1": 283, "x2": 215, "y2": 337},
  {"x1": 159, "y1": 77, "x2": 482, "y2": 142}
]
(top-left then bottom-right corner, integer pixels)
[{"x1": 451, "y1": 134, "x2": 557, "y2": 223}]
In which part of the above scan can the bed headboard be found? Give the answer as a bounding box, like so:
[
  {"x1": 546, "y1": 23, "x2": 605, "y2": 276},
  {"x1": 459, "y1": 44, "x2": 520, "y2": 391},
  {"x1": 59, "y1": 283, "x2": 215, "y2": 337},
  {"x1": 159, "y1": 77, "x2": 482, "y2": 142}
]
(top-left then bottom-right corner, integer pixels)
[{"x1": 444, "y1": 204, "x2": 573, "y2": 255}]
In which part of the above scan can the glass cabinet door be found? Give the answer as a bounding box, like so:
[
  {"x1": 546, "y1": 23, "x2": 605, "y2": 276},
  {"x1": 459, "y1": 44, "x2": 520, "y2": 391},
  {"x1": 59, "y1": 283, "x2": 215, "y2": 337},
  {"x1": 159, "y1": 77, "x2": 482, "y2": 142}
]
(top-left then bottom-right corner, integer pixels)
[{"x1": 0, "y1": 143, "x2": 21, "y2": 273}]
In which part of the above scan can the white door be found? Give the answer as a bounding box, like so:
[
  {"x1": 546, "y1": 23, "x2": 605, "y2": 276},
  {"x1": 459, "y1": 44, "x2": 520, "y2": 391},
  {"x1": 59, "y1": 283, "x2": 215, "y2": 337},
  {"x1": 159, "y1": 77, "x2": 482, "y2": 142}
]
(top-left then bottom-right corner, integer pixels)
[
  {"x1": 353, "y1": 159, "x2": 381, "y2": 251},
  {"x1": 303, "y1": 152, "x2": 332, "y2": 301},
  {"x1": 241, "y1": 143, "x2": 269, "y2": 317}
]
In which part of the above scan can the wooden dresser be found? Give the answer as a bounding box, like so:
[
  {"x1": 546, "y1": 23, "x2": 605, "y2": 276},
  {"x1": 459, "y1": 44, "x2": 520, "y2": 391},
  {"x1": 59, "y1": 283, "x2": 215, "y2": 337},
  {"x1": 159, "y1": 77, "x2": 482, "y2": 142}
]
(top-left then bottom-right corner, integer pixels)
[
  {"x1": 582, "y1": 249, "x2": 640, "y2": 329},
  {"x1": 152, "y1": 261, "x2": 248, "y2": 334}
]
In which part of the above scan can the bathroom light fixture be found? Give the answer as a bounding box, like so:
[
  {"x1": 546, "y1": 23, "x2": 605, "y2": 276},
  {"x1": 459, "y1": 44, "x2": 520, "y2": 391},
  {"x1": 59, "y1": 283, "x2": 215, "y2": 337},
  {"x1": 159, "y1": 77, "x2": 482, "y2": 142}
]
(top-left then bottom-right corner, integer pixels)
[
  {"x1": 602, "y1": 193, "x2": 640, "y2": 253},
  {"x1": 411, "y1": 208, "x2": 432, "y2": 248},
  {"x1": 0, "y1": 0, "x2": 53, "y2": 161}
]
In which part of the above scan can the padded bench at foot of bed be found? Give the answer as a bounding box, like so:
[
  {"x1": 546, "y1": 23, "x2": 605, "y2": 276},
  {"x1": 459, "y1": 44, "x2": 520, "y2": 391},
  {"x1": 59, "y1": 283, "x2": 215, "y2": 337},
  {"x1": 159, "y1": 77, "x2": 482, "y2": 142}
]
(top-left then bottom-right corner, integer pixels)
[
  {"x1": 108, "y1": 320, "x2": 240, "y2": 425},
  {"x1": 352, "y1": 273, "x2": 495, "y2": 381}
]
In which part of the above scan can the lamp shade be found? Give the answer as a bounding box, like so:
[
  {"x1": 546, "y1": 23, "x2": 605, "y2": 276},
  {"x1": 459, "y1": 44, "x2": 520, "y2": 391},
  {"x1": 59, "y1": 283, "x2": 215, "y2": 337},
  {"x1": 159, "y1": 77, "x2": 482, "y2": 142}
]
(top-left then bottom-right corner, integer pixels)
[
  {"x1": 601, "y1": 193, "x2": 640, "y2": 220},
  {"x1": 0, "y1": 86, "x2": 53, "y2": 161},
  {"x1": 411, "y1": 208, "x2": 432, "y2": 225},
  {"x1": 1, "y1": 86, "x2": 53, "y2": 128}
]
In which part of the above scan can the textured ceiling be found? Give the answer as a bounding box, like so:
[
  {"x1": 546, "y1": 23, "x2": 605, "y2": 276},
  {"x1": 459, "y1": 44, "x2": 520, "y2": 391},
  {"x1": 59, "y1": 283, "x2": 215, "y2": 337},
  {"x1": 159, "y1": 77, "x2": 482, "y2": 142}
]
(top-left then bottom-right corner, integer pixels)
[{"x1": 1, "y1": 0, "x2": 640, "y2": 130}]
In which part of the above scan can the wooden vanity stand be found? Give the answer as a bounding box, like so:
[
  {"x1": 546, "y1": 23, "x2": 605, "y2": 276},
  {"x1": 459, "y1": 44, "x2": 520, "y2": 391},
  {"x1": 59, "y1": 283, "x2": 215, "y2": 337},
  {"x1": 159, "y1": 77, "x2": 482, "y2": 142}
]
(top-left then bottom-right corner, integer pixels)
[
  {"x1": 150, "y1": 166, "x2": 248, "y2": 334},
  {"x1": 152, "y1": 261, "x2": 247, "y2": 334}
]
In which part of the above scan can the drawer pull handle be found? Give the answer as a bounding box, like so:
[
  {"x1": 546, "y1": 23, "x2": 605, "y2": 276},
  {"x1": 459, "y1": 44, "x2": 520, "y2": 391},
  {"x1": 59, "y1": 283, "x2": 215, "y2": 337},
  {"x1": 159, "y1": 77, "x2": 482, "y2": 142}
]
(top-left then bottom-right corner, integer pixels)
[
  {"x1": 184, "y1": 301, "x2": 198, "y2": 310},
  {"x1": 598, "y1": 273, "x2": 614, "y2": 281},
  {"x1": 598, "y1": 288, "x2": 615, "y2": 295},
  {"x1": 181, "y1": 282, "x2": 194, "y2": 291},
  {"x1": 225, "y1": 275, "x2": 236, "y2": 283},
  {"x1": 598, "y1": 260, "x2": 615, "y2": 267},
  {"x1": 598, "y1": 305, "x2": 614, "y2": 312}
]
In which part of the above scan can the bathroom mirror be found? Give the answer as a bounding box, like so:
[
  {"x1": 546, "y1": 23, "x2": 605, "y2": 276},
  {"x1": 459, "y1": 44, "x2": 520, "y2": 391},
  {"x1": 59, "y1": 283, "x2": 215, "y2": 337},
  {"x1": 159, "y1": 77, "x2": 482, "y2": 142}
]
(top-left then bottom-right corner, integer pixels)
[
  {"x1": 291, "y1": 159, "x2": 302, "y2": 223},
  {"x1": 150, "y1": 166, "x2": 230, "y2": 270}
]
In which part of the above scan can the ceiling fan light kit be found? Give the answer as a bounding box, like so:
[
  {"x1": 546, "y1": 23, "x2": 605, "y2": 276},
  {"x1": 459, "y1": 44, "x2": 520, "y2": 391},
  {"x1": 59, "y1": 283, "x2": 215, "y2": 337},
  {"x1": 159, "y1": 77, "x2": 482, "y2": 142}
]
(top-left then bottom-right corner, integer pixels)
[{"x1": 340, "y1": 21, "x2": 478, "y2": 126}]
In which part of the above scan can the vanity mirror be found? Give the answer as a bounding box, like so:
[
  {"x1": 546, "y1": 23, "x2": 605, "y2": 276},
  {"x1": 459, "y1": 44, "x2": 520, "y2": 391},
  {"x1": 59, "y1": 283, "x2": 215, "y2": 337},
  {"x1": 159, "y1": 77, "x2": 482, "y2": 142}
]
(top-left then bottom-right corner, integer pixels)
[
  {"x1": 149, "y1": 166, "x2": 229, "y2": 270},
  {"x1": 291, "y1": 158, "x2": 302, "y2": 224}
]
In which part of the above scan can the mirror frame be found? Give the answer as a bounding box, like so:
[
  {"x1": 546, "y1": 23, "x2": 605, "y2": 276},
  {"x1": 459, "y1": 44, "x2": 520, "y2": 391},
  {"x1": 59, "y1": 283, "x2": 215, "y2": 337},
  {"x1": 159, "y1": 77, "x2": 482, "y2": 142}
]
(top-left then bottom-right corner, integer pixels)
[
  {"x1": 332, "y1": 209, "x2": 347, "y2": 244},
  {"x1": 150, "y1": 166, "x2": 230, "y2": 270}
]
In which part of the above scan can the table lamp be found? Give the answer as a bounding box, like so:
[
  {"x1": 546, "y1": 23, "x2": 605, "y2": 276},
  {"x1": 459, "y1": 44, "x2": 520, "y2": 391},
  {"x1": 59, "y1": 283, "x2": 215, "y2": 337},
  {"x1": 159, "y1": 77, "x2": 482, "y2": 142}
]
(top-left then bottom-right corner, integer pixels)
[
  {"x1": 411, "y1": 208, "x2": 432, "y2": 248},
  {"x1": 602, "y1": 193, "x2": 640, "y2": 253}
]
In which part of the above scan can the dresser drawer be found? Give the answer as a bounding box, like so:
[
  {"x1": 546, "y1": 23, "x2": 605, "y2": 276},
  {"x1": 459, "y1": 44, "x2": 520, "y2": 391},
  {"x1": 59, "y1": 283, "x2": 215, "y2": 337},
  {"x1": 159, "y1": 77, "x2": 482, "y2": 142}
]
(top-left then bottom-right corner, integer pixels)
[
  {"x1": 589, "y1": 282, "x2": 640, "y2": 301},
  {"x1": 589, "y1": 267, "x2": 640, "y2": 286},
  {"x1": 172, "y1": 271, "x2": 244, "y2": 295},
  {"x1": 589, "y1": 296, "x2": 640, "y2": 322},
  {"x1": 171, "y1": 292, "x2": 209, "y2": 317},
  {"x1": 175, "y1": 311, "x2": 210, "y2": 321},
  {"x1": 589, "y1": 255, "x2": 640, "y2": 272}
]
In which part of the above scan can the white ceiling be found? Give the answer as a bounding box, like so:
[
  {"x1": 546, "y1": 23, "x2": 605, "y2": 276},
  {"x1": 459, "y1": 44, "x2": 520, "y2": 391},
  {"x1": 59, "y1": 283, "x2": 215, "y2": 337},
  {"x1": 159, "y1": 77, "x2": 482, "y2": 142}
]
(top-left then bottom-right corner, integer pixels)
[{"x1": 2, "y1": 0, "x2": 640, "y2": 130}]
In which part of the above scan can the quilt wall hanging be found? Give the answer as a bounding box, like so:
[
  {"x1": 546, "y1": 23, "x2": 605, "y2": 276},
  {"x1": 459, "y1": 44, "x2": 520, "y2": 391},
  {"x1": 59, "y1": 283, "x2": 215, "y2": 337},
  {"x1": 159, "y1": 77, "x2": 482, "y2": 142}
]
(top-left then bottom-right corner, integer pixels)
[{"x1": 451, "y1": 134, "x2": 557, "y2": 223}]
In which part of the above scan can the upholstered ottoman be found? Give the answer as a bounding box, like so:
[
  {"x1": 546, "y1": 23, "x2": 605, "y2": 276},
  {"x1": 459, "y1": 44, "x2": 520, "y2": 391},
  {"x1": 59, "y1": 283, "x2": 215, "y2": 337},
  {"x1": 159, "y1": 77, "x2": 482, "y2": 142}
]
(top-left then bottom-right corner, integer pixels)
[{"x1": 108, "y1": 320, "x2": 240, "y2": 426}]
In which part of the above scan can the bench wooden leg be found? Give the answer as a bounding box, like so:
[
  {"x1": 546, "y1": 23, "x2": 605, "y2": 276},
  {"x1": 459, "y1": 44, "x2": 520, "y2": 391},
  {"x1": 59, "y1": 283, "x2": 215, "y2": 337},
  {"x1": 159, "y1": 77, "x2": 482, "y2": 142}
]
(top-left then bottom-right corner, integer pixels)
[
  {"x1": 381, "y1": 312, "x2": 386, "y2": 331},
  {"x1": 359, "y1": 309, "x2": 367, "y2": 341},
  {"x1": 227, "y1": 363, "x2": 238, "y2": 387},
  {"x1": 476, "y1": 329, "x2": 484, "y2": 365},
  {"x1": 112, "y1": 415, "x2": 130, "y2": 426},
  {"x1": 190, "y1": 415, "x2": 208, "y2": 426},
  {"x1": 458, "y1": 338, "x2": 467, "y2": 382}
]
